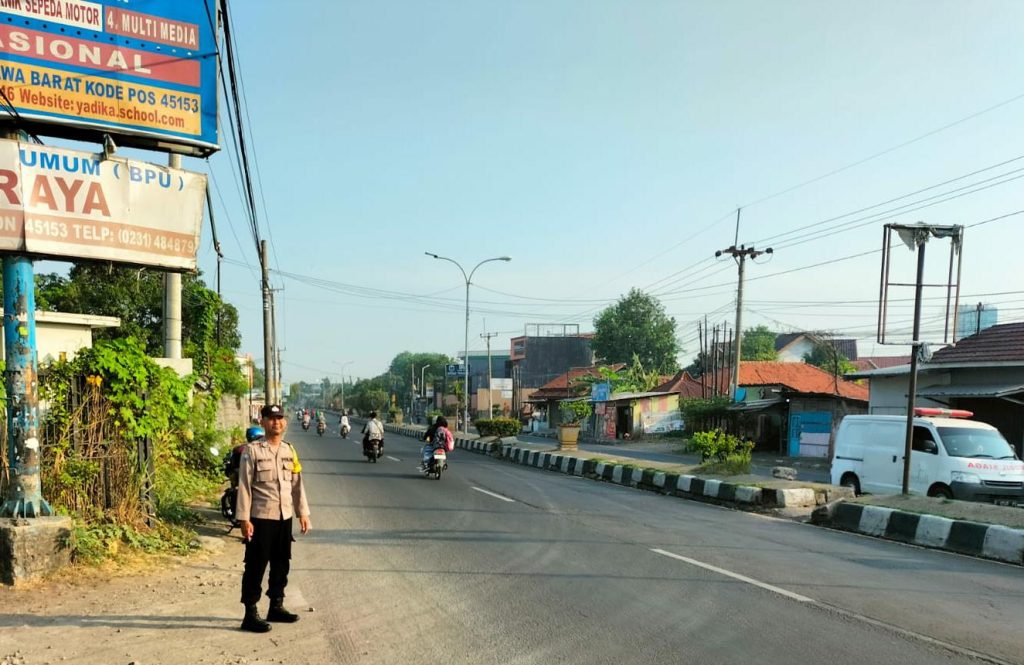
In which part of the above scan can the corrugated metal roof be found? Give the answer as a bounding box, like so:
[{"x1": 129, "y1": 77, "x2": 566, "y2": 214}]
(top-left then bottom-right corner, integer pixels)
[
  {"x1": 917, "y1": 383, "x2": 1024, "y2": 398},
  {"x1": 930, "y1": 322, "x2": 1024, "y2": 364}
]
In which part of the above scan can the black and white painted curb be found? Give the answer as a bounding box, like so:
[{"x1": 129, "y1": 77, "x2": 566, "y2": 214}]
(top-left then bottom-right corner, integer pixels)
[
  {"x1": 498, "y1": 445, "x2": 838, "y2": 509},
  {"x1": 812, "y1": 502, "x2": 1024, "y2": 566}
]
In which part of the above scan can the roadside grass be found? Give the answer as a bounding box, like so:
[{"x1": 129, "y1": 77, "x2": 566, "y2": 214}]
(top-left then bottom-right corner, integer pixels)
[{"x1": 68, "y1": 462, "x2": 220, "y2": 567}]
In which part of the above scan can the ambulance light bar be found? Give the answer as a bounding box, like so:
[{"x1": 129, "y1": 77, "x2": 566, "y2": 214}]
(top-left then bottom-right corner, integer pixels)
[{"x1": 914, "y1": 407, "x2": 973, "y2": 418}]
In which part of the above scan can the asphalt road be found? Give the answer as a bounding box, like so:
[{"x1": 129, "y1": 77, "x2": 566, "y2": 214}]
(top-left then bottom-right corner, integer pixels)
[{"x1": 285, "y1": 425, "x2": 1024, "y2": 665}]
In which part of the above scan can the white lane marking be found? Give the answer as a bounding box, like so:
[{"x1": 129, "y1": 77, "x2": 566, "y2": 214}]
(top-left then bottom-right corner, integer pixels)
[
  {"x1": 472, "y1": 487, "x2": 516, "y2": 503},
  {"x1": 386, "y1": 456, "x2": 401, "y2": 462},
  {"x1": 651, "y1": 548, "x2": 814, "y2": 603}
]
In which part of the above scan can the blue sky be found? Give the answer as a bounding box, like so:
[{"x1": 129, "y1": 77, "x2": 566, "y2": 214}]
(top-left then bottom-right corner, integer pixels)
[{"x1": 194, "y1": 0, "x2": 1024, "y2": 383}]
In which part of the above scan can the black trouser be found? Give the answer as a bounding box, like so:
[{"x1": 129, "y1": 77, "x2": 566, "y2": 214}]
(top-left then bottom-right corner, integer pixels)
[{"x1": 240, "y1": 517, "x2": 293, "y2": 605}]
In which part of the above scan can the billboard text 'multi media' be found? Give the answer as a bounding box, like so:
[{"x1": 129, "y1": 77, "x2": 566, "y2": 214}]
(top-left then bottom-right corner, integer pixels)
[
  {"x1": 0, "y1": 0, "x2": 217, "y2": 155},
  {"x1": 0, "y1": 139, "x2": 206, "y2": 271}
]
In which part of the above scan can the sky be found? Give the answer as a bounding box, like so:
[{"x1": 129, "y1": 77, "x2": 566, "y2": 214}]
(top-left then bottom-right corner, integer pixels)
[{"x1": 189, "y1": 0, "x2": 1024, "y2": 384}]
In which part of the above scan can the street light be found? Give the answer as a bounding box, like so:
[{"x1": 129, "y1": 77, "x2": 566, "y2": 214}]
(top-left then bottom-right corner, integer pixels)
[
  {"x1": 420, "y1": 364, "x2": 431, "y2": 399},
  {"x1": 425, "y1": 252, "x2": 511, "y2": 434},
  {"x1": 333, "y1": 361, "x2": 354, "y2": 412}
]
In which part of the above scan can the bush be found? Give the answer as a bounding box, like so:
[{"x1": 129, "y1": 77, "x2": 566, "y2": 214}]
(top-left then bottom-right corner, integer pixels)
[
  {"x1": 560, "y1": 400, "x2": 592, "y2": 425},
  {"x1": 475, "y1": 418, "x2": 521, "y2": 438},
  {"x1": 686, "y1": 429, "x2": 754, "y2": 474}
]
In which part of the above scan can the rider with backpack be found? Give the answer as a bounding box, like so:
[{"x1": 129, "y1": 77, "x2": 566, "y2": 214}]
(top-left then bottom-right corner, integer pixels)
[{"x1": 421, "y1": 415, "x2": 454, "y2": 470}]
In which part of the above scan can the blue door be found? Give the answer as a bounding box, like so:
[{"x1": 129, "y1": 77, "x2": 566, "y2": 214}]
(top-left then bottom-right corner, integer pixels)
[{"x1": 788, "y1": 411, "x2": 833, "y2": 457}]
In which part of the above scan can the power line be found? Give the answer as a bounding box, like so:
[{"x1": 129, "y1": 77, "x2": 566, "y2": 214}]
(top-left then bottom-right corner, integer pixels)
[{"x1": 737, "y1": 90, "x2": 1024, "y2": 210}]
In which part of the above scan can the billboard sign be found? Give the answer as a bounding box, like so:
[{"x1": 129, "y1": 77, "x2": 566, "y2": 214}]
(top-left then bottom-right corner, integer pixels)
[
  {"x1": 446, "y1": 364, "x2": 466, "y2": 377},
  {"x1": 591, "y1": 382, "x2": 611, "y2": 402},
  {"x1": 0, "y1": 139, "x2": 206, "y2": 270},
  {"x1": 0, "y1": 0, "x2": 217, "y2": 154}
]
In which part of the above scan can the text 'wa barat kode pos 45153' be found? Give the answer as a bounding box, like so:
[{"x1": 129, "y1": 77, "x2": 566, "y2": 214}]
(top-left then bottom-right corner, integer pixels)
[{"x1": 235, "y1": 404, "x2": 312, "y2": 633}]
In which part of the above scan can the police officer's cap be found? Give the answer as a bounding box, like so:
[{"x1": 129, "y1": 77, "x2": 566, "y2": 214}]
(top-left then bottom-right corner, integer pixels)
[{"x1": 261, "y1": 404, "x2": 285, "y2": 419}]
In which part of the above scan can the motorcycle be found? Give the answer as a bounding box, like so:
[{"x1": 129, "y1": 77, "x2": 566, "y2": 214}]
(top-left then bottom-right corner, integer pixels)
[
  {"x1": 363, "y1": 438, "x2": 382, "y2": 462},
  {"x1": 316, "y1": 421, "x2": 326, "y2": 437},
  {"x1": 340, "y1": 424, "x2": 351, "y2": 439},
  {"x1": 219, "y1": 426, "x2": 265, "y2": 531},
  {"x1": 422, "y1": 445, "x2": 447, "y2": 479},
  {"x1": 302, "y1": 417, "x2": 310, "y2": 431}
]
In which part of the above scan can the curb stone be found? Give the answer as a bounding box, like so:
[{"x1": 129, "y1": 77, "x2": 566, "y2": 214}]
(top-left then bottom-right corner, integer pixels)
[{"x1": 811, "y1": 501, "x2": 1024, "y2": 566}]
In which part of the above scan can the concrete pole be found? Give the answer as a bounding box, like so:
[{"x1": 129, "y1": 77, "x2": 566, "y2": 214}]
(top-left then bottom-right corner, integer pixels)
[
  {"x1": 732, "y1": 252, "x2": 745, "y2": 397},
  {"x1": 1, "y1": 256, "x2": 51, "y2": 517},
  {"x1": 163, "y1": 153, "x2": 182, "y2": 359},
  {"x1": 463, "y1": 280, "x2": 470, "y2": 433},
  {"x1": 261, "y1": 240, "x2": 273, "y2": 404}
]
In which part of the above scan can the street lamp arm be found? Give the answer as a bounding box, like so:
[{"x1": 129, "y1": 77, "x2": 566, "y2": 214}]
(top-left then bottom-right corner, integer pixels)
[
  {"x1": 425, "y1": 252, "x2": 468, "y2": 283},
  {"x1": 468, "y1": 256, "x2": 512, "y2": 284}
]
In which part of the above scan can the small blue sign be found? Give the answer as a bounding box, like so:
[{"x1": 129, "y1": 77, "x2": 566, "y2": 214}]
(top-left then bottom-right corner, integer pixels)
[
  {"x1": 591, "y1": 382, "x2": 611, "y2": 402},
  {"x1": 446, "y1": 364, "x2": 467, "y2": 377}
]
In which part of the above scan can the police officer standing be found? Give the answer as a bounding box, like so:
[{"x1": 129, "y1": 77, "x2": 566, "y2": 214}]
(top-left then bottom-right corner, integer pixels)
[{"x1": 236, "y1": 404, "x2": 312, "y2": 632}]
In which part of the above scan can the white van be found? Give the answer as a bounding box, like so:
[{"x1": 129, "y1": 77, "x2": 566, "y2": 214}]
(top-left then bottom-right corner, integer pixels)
[{"x1": 831, "y1": 409, "x2": 1024, "y2": 504}]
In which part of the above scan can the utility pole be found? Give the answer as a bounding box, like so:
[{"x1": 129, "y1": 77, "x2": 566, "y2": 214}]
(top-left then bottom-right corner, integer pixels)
[
  {"x1": 410, "y1": 364, "x2": 416, "y2": 419},
  {"x1": 481, "y1": 330, "x2": 499, "y2": 418},
  {"x1": 163, "y1": 153, "x2": 182, "y2": 360},
  {"x1": 260, "y1": 240, "x2": 273, "y2": 404},
  {"x1": 269, "y1": 287, "x2": 279, "y2": 406},
  {"x1": 715, "y1": 243, "x2": 773, "y2": 397}
]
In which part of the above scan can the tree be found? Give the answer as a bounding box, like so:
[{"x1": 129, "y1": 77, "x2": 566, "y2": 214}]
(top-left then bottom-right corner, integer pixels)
[
  {"x1": 387, "y1": 351, "x2": 454, "y2": 397},
  {"x1": 804, "y1": 339, "x2": 855, "y2": 376},
  {"x1": 592, "y1": 289, "x2": 679, "y2": 374},
  {"x1": 572, "y1": 354, "x2": 662, "y2": 394},
  {"x1": 35, "y1": 264, "x2": 242, "y2": 357},
  {"x1": 741, "y1": 325, "x2": 778, "y2": 361}
]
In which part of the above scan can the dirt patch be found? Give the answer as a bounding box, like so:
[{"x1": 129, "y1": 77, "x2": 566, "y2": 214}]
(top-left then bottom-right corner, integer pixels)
[
  {"x1": 853, "y1": 493, "x2": 1024, "y2": 529},
  {"x1": 0, "y1": 507, "x2": 336, "y2": 664}
]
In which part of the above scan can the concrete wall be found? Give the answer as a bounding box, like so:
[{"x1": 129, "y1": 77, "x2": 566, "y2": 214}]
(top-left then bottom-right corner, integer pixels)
[
  {"x1": 0, "y1": 312, "x2": 119, "y2": 365},
  {"x1": 217, "y1": 394, "x2": 253, "y2": 431}
]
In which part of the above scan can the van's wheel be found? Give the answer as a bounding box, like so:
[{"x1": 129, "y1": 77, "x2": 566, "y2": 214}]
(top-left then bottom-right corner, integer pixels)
[
  {"x1": 928, "y1": 485, "x2": 953, "y2": 499},
  {"x1": 840, "y1": 473, "x2": 861, "y2": 496}
]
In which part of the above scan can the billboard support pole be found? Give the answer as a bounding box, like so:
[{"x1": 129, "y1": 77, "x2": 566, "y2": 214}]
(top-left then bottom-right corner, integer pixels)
[
  {"x1": 163, "y1": 153, "x2": 182, "y2": 359},
  {"x1": 1, "y1": 254, "x2": 51, "y2": 517}
]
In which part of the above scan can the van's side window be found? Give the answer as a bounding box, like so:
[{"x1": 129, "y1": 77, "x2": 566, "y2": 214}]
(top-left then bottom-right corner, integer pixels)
[{"x1": 912, "y1": 426, "x2": 938, "y2": 454}]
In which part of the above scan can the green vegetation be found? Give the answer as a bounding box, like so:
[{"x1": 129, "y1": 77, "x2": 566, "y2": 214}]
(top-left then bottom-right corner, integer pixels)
[
  {"x1": 686, "y1": 429, "x2": 753, "y2": 475},
  {"x1": 560, "y1": 400, "x2": 593, "y2": 426},
  {"x1": 475, "y1": 418, "x2": 521, "y2": 438},
  {"x1": 572, "y1": 354, "x2": 662, "y2": 395},
  {"x1": 592, "y1": 289, "x2": 679, "y2": 374},
  {"x1": 15, "y1": 263, "x2": 251, "y2": 566},
  {"x1": 803, "y1": 337, "x2": 856, "y2": 376},
  {"x1": 741, "y1": 325, "x2": 778, "y2": 361}
]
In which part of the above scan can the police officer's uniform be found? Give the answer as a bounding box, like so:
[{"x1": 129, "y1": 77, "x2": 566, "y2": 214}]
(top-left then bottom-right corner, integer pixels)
[{"x1": 236, "y1": 420, "x2": 310, "y2": 630}]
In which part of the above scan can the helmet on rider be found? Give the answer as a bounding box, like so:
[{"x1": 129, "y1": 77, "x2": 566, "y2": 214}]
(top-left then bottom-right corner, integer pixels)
[{"x1": 245, "y1": 426, "x2": 265, "y2": 442}]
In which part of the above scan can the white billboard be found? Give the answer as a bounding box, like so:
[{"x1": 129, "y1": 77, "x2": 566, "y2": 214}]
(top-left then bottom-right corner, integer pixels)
[{"x1": 0, "y1": 139, "x2": 205, "y2": 270}]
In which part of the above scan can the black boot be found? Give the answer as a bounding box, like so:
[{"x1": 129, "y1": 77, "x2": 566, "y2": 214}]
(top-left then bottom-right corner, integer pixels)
[
  {"x1": 241, "y1": 604, "x2": 272, "y2": 633},
  {"x1": 266, "y1": 597, "x2": 300, "y2": 623}
]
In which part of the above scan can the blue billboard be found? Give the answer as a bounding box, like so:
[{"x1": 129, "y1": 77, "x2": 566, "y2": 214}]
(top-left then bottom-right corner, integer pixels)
[{"x1": 0, "y1": 0, "x2": 217, "y2": 154}]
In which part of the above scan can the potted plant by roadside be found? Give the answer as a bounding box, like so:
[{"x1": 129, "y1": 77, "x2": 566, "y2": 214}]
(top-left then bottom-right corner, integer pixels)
[{"x1": 558, "y1": 399, "x2": 592, "y2": 450}]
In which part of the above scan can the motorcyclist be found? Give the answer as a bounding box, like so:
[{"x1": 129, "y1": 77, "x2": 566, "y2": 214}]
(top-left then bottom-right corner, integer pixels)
[
  {"x1": 301, "y1": 412, "x2": 311, "y2": 430},
  {"x1": 421, "y1": 415, "x2": 451, "y2": 470},
  {"x1": 339, "y1": 413, "x2": 350, "y2": 437},
  {"x1": 362, "y1": 410, "x2": 385, "y2": 454}
]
